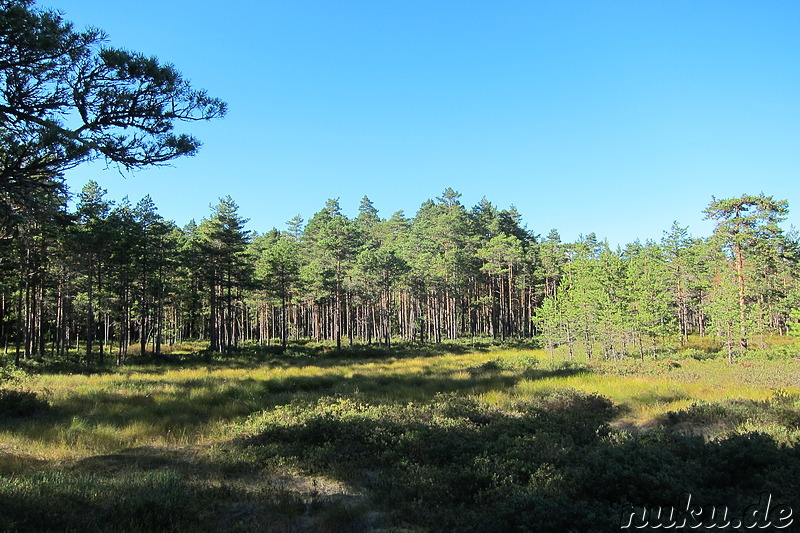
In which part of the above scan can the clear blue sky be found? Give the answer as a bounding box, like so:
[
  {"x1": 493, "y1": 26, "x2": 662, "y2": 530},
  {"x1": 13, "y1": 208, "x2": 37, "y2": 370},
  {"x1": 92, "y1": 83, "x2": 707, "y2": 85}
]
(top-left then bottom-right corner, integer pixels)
[{"x1": 55, "y1": 0, "x2": 800, "y2": 245}]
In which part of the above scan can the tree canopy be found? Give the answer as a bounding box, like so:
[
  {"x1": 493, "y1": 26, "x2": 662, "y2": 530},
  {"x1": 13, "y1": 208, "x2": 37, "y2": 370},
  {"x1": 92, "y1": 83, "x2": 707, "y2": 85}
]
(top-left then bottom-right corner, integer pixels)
[
  {"x1": 0, "y1": 0, "x2": 226, "y2": 231},
  {"x1": 3, "y1": 185, "x2": 797, "y2": 367}
]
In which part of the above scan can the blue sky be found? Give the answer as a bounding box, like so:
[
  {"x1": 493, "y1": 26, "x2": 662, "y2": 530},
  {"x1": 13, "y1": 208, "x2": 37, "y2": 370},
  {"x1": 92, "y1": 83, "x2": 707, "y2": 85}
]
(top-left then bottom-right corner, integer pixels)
[{"x1": 56, "y1": 0, "x2": 800, "y2": 245}]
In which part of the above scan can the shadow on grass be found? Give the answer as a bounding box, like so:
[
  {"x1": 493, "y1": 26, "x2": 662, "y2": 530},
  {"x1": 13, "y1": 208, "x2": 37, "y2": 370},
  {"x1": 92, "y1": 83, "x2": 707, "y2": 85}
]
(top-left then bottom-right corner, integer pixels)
[
  {"x1": 70, "y1": 445, "x2": 204, "y2": 476},
  {"x1": 2, "y1": 377, "x2": 799, "y2": 532},
  {"x1": 0, "y1": 359, "x2": 595, "y2": 451},
  {"x1": 655, "y1": 395, "x2": 800, "y2": 437},
  {"x1": 629, "y1": 390, "x2": 693, "y2": 405},
  {"x1": 15, "y1": 338, "x2": 540, "y2": 375},
  {"x1": 0, "y1": 443, "x2": 361, "y2": 532},
  {"x1": 235, "y1": 392, "x2": 800, "y2": 532}
]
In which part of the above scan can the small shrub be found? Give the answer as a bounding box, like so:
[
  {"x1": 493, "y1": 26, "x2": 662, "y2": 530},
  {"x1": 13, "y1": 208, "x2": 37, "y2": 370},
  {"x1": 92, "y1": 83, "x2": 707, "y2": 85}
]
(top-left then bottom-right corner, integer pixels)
[
  {"x1": 475, "y1": 354, "x2": 542, "y2": 373},
  {"x1": 661, "y1": 393, "x2": 800, "y2": 438},
  {"x1": 682, "y1": 336, "x2": 723, "y2": 354},
  {"x1": 747, "y1": 344, "x2": 800, "y2": 360},
  {"x1": 772, "y1": 388, "x2": 800, "y2": 404},
  {"x1": 681, "y1": 348, "x2": 720, "y2": 361},
  {"x1": 0, "y1": 364, "x2": 28, "y2": 385},
  {"x1": 0, "y1": 389, "x2": 48, "y2": 418},
  {"x1": 479, "y1": 359, "x2": 503, "y2": 372}
]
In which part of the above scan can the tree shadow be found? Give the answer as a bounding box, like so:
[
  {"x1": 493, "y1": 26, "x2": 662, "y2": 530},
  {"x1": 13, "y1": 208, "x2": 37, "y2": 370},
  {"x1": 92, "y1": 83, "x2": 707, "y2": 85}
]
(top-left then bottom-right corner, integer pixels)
[
  {"x1": 236, "y1": 393, "x2": 800, "y2": 532},
  {"x1": 0, "y1": 358, "x2": 596, "y2": 452},
  {"x1": 0, "y1": 441, "x2": 372, "y2": 533},
  {"x1": 3, "y1": 362, "x2": 798, "y2": 532},
  {"x1": 15, "y1": 339, "x2": 540, "y2": 375}
]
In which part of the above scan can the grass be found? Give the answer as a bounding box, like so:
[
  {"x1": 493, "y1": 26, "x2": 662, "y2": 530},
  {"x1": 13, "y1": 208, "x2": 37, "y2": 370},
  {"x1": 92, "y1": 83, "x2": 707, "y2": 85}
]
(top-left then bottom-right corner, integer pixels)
[{"x1": 1, "y1": 339, "x2": 799, "y2": 531}]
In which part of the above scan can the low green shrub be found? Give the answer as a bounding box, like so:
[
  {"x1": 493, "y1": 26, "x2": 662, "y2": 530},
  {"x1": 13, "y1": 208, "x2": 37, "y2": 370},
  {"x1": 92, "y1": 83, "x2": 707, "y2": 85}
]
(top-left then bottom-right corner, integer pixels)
[
  {"x1": 0, "y1": 471, "x2": 209, "y2": 532},
  {"x1": 746, "y1": 344, "x2": 800, "y2": 360},
  {"x1": 660, "y1": 391, "x2": 800, "y2": 440},
  {"x1": 0, "y1": 389, "x2": 48, "y2": 418},
  {"x1": 0, "y1": 363, "x2": 28, "y2": 385},
  {"x1": 228, "y1": 390, "x2": 800, "y2": 531},
  {"x1": 481, "y1": 352, "x2": 541, "y2": 371},
  {"x1": 680, "y1": 348, "x2": 721, "y2": 361}
]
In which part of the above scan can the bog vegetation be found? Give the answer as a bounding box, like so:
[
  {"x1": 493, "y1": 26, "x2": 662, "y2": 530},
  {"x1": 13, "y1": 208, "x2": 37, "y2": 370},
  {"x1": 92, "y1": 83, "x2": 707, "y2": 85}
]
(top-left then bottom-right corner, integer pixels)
[
  {"x1": 4, "y1": 185, "x2": 795, "y2": 530},
  {"x1": 1, "y1": 341, "x2": 799, "y2": 531}
]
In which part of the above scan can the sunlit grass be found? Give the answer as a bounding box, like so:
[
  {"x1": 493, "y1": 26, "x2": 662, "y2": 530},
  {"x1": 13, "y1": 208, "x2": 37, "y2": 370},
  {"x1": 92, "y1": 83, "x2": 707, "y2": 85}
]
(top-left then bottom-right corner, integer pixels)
[
  {"x1": 476, "y1": 354, "x2": 800, "y2": 428},
  {"x1": 6, "y1": 350, "x2": 510, "y2": 464},
  {"x1": 3, "y1": 339, "x2": 800, "y2": 531},
  {"x1": 3, "y1": 342, "x2": 799, "y2": 468},
  {"x1": 503, "y1": 371, "x2": 776, "y2": 427}
]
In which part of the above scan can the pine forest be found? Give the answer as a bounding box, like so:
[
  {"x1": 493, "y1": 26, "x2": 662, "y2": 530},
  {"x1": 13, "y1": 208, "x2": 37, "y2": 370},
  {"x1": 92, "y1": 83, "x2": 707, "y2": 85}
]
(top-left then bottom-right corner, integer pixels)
[{"x1": 3, "y1": 183, "x2": 796, "y2": 366}]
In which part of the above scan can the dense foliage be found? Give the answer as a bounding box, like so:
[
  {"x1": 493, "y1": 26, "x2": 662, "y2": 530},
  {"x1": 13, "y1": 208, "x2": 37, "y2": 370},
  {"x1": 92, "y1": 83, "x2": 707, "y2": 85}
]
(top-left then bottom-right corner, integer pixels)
[
  {"x1": 0, "y1": 0, "x2": 227, "y2": 367},
  {"x1": 1, "y1": 2, "x2": 795, "y2": 370},
  {"x1": 236, "y1": 391, "x2": 800, "y2": 532},
  {"x1": 1, "y1": 184, "x2": 798, "y2": 366}
]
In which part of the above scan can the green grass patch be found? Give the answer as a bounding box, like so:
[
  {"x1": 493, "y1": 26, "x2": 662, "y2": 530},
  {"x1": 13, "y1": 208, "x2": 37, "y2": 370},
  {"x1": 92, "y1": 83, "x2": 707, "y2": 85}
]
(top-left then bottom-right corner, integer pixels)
[
  {"x1": 0, "y1": 470, "x2": 206, "y2": 532},
  {"x1": 1, "y1": 341, "x2": 799, "y2": 530}
]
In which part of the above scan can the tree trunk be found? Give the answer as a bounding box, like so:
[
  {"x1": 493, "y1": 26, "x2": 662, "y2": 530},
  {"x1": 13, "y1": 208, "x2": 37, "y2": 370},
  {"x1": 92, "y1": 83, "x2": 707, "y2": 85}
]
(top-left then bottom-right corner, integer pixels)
[
  {"x1": 735, "y1": 246, "x2": 748, "y2": 351},
  {"x1": 86, "y1": 256, "x2": 94, "y2": 366}
]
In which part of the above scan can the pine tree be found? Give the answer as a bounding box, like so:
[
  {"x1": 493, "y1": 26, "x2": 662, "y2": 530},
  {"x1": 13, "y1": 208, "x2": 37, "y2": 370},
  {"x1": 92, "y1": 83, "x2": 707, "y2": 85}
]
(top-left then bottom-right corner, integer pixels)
[
  {"x1": 199, "y1": 196, "x2": 251, "y2": 353},
  {"x1": 625, "y1": 240, "x2": 672, "y2": 359},
  {"x1": 75, "y1": 181, "x2": 112, "y2": 365},
  {"x1": 302, "y1": 199, "x2": 360, "y2": 349},
  {"x1": 255, "y1": 232, "x2": 300, "y2": 348},
  {"x1": 662, "y1": 222, "x2": 697, "y2": 343},
  {"x1": 704, "y1": 194, "x2": 789, "y2": 350}
]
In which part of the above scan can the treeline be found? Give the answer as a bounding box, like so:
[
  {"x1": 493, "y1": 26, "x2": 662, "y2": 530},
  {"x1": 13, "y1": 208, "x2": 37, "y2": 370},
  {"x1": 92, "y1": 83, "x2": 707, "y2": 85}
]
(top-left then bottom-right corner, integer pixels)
[{"x1": 2, "y1": 184, "x2": 798, "y2": 365}]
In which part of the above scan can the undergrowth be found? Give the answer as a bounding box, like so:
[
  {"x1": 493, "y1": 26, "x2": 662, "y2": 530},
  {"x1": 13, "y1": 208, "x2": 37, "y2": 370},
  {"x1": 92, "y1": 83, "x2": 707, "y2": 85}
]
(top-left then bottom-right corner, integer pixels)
[
  {"x1": 233, "y1": 391, "x2": 800, "y2": 532},
  {"x1": 0, "y1": 340, "x2": 798, "y2": 531}
]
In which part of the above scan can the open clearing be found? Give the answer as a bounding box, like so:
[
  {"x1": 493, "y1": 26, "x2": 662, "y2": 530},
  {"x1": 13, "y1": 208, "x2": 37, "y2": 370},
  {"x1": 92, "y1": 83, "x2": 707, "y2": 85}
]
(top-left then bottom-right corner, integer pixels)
[{"x1": 1, "y1": 344, "x2": 799, "y2": 531}]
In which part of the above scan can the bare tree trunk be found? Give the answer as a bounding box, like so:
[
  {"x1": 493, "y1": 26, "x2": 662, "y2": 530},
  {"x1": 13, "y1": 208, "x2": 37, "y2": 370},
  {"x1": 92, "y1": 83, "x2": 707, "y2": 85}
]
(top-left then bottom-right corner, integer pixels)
[
  {"x1": 736, "y1": 246, "x2": 748, "y2": 351},
  {"x1": 86, "y1": 257, "x2": 94, "y2": 366}
]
